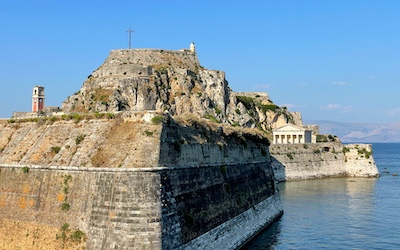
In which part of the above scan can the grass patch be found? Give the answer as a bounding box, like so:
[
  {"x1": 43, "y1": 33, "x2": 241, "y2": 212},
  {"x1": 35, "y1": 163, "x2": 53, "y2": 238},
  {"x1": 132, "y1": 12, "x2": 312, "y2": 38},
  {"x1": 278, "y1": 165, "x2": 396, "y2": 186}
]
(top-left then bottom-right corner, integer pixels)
[{"x1": 203, "y1": 114, "x2": 220, "y2": 123}]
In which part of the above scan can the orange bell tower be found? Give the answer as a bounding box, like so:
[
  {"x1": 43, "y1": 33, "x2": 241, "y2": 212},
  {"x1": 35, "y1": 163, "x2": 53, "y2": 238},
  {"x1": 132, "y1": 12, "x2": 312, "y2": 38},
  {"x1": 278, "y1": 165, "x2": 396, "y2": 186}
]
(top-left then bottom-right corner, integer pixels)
[{"x1": 32, "y1": 86, "x2": 45, "y2": 112}]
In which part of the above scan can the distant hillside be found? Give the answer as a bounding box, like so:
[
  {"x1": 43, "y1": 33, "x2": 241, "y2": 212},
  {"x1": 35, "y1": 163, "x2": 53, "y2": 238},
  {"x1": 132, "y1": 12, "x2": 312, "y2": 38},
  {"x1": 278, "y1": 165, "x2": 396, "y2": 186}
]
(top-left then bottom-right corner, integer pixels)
[{"x1": 307, "y1": 120, "x2": 400, "y2": 143}]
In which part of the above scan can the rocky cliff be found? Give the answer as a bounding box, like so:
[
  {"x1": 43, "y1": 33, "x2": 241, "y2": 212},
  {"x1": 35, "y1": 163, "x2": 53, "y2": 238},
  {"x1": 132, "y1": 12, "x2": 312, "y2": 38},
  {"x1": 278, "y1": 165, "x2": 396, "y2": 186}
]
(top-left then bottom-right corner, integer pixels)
[{"x1": 62, "y1": 49, "x2": 301, "y2": 132}]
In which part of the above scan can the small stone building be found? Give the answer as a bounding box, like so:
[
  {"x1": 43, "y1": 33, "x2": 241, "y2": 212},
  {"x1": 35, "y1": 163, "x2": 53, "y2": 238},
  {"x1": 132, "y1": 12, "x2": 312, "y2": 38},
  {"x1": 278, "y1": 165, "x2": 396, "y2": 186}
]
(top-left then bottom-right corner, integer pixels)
[{"x1": 273, "y1": 124, "x2": 313, "y2": 144}]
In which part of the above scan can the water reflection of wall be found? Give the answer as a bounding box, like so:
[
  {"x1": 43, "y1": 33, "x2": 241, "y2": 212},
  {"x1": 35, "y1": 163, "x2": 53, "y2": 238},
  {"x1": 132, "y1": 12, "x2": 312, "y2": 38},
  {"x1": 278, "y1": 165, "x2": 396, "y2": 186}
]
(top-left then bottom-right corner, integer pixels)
[{"x1": 245, "y1": 178, "x2": 378, "y2": 249}]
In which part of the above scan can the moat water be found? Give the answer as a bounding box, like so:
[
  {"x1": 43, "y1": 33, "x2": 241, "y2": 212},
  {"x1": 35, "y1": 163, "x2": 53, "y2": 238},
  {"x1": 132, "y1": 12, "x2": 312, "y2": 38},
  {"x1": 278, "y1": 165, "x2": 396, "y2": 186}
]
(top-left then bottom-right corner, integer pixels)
[{"x1": 245, "y1": 143, "x2": 400, "y2": 249}]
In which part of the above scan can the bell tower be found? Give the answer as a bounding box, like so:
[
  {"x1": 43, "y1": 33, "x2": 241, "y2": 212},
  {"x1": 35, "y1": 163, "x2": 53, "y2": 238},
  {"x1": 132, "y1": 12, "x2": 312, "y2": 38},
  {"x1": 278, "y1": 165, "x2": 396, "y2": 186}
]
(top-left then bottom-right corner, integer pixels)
[{"x1": 32, "y1": 86, "x2": 45, "y2": 112}]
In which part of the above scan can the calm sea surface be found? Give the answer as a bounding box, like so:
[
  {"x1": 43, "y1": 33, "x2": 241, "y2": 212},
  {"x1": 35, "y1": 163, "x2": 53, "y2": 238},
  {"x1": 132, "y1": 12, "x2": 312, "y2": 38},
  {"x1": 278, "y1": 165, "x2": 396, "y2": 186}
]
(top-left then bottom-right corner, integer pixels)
[{"x1": 245, "y1": 143, "x2": 400, "y2": 250}]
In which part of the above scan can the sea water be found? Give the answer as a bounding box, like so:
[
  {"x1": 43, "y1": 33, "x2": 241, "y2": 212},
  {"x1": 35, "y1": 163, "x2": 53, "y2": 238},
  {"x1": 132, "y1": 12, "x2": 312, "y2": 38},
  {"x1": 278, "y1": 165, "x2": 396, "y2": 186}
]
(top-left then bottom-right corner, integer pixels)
[{"x1": 245, "y1": 143, "x2": 400, "y2": 249}]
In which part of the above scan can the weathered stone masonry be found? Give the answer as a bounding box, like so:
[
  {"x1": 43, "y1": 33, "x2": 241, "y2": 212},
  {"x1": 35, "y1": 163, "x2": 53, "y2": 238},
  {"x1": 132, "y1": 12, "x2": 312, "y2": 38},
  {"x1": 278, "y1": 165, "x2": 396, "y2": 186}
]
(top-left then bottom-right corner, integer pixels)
[
  {"x1": 0, "y1": 115, "x2": 283, "y2": 249},
  {"x1": 0, "y1": 162, "x2": 281, "y2": 249},
  {"x1": 270, "y1": 143, "x2": 379, "y2": 182}
]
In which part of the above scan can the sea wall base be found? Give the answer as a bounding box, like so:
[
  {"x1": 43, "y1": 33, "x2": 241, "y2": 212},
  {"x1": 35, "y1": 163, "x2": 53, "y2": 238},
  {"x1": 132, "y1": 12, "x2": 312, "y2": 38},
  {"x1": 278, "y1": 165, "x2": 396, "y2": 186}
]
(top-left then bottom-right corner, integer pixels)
[{"x1": 180, "y1": 195, "x2": 283, "y2": 250}]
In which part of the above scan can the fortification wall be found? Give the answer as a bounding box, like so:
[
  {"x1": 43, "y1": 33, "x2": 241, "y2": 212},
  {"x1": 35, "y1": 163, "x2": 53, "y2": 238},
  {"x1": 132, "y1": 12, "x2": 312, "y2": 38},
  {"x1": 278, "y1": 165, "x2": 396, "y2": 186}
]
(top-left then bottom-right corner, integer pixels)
[
  {"x1": 0, "y1": 161, "x2": 281, "y2": 249},
  {"x1": 0, "y1": 114, "x2": 282, "y2": 249},
  {"x1": 270, "y1": 143, "x2": 379, "y2": 181},
  {"x1": 0, "y1": 165, "x2": 163, "y2": 249}
]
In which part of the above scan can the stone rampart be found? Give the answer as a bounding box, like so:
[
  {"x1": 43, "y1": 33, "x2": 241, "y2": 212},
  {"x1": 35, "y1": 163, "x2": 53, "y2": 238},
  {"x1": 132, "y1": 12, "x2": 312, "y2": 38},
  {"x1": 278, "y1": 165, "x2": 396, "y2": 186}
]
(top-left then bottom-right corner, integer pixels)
[
  {"x1": 270, "y1": 143, "x2": 379, "y2": 181},
  {"x1": 0, "y1": 114, "x2": 282, "y2": 249},
  {"x1": 0, "y1": 161, "x2": 282, "y2": 249}
]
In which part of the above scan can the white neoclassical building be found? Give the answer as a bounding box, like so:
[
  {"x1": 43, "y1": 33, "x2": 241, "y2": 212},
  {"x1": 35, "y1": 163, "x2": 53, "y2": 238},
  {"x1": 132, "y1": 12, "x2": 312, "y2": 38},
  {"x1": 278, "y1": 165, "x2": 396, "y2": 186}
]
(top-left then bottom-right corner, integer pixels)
[{"x1": 272, "y1": 124, "x2": 313, "y2": 144}]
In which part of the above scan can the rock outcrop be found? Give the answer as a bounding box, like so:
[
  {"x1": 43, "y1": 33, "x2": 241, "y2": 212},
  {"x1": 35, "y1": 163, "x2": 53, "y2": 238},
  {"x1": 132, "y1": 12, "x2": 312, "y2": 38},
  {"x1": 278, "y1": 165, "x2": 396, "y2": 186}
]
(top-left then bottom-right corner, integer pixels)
[{"x1": 62, "y1": 49, "x2": 301, "y2": 132}]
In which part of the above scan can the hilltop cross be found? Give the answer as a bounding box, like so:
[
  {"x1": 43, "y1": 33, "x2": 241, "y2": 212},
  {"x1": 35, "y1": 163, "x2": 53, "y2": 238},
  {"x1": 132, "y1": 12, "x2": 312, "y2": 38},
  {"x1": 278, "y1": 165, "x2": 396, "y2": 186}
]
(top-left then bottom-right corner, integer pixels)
[{"x1": 126, "y1": 26, "x2": 134, "y2": 49}]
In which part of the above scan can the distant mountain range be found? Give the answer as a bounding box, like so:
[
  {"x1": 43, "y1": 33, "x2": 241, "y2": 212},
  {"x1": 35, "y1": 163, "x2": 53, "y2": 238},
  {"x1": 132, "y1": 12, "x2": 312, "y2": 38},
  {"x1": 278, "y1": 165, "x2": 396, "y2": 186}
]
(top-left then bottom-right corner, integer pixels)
[{"x1": 306, "y1": 120, "x2": 400, "y2": 143}]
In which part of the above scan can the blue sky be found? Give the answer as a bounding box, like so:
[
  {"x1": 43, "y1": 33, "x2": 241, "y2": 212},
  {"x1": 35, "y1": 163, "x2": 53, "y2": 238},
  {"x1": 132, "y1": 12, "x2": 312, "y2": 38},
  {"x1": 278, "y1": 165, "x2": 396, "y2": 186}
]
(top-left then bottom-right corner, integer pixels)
[{"x1": 1, "y1": 1, "x2": 399, "y2": 123}]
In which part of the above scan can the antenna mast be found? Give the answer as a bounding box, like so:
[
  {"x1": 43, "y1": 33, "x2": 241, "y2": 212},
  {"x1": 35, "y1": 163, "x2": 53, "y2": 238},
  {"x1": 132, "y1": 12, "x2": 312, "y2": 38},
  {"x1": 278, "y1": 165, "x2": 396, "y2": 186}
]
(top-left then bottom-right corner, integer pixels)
[{"x1": 126, "y1": 26, "x2": 134, "y2": 49}]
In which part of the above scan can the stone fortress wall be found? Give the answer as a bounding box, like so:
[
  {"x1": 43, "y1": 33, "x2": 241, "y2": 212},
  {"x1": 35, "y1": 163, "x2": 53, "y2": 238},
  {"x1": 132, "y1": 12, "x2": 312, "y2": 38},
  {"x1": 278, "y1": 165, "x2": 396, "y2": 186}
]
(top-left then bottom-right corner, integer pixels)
[
  {"x1": 270, "y1": 143, "x2": 379, "y2": 182},
  {"x1": 0, "y1": 113, "x2": 282, "y2": 249}
]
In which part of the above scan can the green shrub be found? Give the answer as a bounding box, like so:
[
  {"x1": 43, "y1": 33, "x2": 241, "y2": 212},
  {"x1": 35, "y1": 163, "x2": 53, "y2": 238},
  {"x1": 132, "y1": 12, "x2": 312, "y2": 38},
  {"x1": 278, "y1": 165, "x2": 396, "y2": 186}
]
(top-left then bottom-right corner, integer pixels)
[
  {"x1": 358, "y1": 148, "x2": 372, "y2": 158},
  {"x1": 317, "y1": 134, "x2": 328, "y2": 142},
  {"x1": 106, "y1": 113, "x2": 115, "y2": 119},
  {"x1": 342, "y1": 147, "x2": 350, "y2": 153},
  {"x1": 61, "y1": 202, "x2": 71, "y2": 211},
  {"x1": 260, "y1": 104, "x2": 280, "y2": 113},
  {"x1": 72, "y1": 114, "x2": 79, "y2": 122},
  {"x1": 51, "y1": 146, "x2": 61, "y2": 154},
  {"x1": 70, "y1": 229, "x2": 86, "y2": 242},
  {"x1": 144, "y1": 130, "x2": 154, "y2": 136},
  {"x1": 236, "y1": 95, "x2": 255, "y2": 110},
  {"x1": 22, "y1": 166, "x2": 30, "y2": 174},
  {"x1": 94, "y1": 112, "x2": 105, "y2": 119},
  {"x1": 64, "y1": 175, "x2": 72, "y2": 185},
  {"x1": 214, "y1": 107, "x2": 221, "y2": 115},
  {"x1": 75, "y1": 135, "x2": 85, "y2": 145},
  {"x1": 314, "y1": 149, "x2": 321, "y2": 154},
  {"x1": 61, "y1": 222, "x2": 70, "y2": 231},
  {"x1": 286, "y1": 153, "x2": 294, "y2": 160},
  {"x1": 57, "y1": 223, "x2": 70, "y2": 242},
  {"x1": 151, "y1": 115, "x2": 163, "y2": 125}
]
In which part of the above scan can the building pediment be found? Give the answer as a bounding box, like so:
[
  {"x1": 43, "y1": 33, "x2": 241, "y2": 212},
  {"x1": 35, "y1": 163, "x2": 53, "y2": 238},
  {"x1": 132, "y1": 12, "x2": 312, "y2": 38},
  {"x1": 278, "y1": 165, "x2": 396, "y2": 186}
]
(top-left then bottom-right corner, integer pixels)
[{"x1": 273, "y1": 124, "x2": 307, "y2": 133}]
